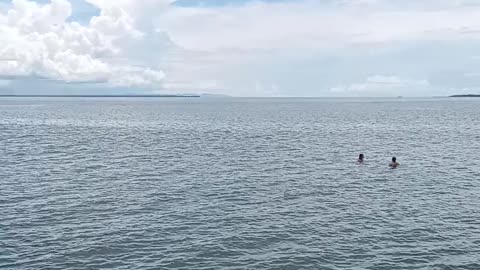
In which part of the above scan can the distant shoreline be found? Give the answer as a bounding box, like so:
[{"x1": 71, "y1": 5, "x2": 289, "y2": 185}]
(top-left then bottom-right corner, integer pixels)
[
  {"x1": 0, "y1": 95, "x2": 201, "y2": 98},
  {"x1": 449, "y1": 94, "x2": 480, "y2": 97}
]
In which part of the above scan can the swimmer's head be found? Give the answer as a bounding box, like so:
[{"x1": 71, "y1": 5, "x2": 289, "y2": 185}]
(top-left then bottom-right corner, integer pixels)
[
  {"x1": 359, "y1": 154, "x2": 364, "y2": 160},
  {"x1": 392, "y1": 157, "x2": 396, "y2": 162}
]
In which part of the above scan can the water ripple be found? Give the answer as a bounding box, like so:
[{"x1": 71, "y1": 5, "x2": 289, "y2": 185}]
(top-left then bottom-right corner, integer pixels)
[{"x1": 1, "y1": 98, "x2": 479, "y2": 269}]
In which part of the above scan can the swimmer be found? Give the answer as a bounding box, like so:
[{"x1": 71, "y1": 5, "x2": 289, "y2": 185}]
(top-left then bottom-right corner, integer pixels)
[
  {"x1": 357, "y1": 154, "x2": 365, "y2": 164},
  {"x1": 389, "y1": 157, "x2": 400, "y2": 168}
]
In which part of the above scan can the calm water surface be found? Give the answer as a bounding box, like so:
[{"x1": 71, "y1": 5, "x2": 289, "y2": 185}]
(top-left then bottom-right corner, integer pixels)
[{"x1": 1, "y1": 97, "x2": 479, "y2": 269}]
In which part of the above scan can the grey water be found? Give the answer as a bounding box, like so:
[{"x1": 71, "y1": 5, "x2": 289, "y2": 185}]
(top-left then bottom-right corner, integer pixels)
[{"x1": 1, "y1": 97, "x2": 479, "y2": 270}]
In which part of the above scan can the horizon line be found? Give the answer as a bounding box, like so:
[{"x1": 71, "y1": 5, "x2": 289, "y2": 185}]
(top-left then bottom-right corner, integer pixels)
[{"x1": 0, "y1": 94, "x2": 477, "y2": 98}]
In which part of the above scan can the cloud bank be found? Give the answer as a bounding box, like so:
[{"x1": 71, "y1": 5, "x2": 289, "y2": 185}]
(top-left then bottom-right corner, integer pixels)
[
  {"x1": 1, "y1": 0, "x2": 480, "y2": 96},
  {"x1": 159, "y1": 0, "x2": 480, "y2": 51},
  {"x1": 0, "y1": 0, "x2": 165, "y2": 88}
]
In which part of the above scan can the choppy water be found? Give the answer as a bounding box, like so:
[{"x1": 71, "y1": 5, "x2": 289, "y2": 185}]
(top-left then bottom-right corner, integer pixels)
[{"x1": 1, "y1": 97, "x2": 479, "y2": 270}]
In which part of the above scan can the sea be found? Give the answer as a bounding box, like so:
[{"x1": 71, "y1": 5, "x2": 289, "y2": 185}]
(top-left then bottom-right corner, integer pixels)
[{"x1": 1, "y1": 97, "x2": 479, "y2": 270}]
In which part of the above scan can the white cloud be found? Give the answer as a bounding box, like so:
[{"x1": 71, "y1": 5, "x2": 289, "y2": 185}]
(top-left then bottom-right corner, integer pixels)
[
  {"x1": 0, "y1": 0, "x2": 165, "y2": 87},
  {"x1": 330, "y1": 75, "x2": 430, "y2": 96},
  {"x1": 144, "y1": 0, "x2": 480, "y2": 96},
  {"x1": 157, "y1": 0, "x2": 480, "y2": 51},
  {"x1": 1, "y1": 0, "x2": 480, "y2": 96}
]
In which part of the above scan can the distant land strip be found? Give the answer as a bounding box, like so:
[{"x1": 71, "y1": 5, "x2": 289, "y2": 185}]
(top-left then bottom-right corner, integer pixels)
[
  {"x1": 0, "y1": 94, "x2": 201, "y2": 98},
  {"x1": 449, "y1": 94, "x2": 480, "y2": 97}
]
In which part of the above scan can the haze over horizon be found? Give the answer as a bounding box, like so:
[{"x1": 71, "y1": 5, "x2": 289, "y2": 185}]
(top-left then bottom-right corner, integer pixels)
[{"x1": 1, "y1": 0, "x2": 480, "y2": 97}]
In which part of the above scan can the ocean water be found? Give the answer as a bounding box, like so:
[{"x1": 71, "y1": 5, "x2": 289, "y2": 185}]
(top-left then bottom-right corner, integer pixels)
[{"x1": 1, "y1": 97, "x2": 479, "y2": 270}]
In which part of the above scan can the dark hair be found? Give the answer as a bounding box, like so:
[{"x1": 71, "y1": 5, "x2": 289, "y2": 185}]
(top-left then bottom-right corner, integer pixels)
[
  {"x1": 392, "y1": 157, "x2": 396, "y2": 162},
  {"x1": 359, "y1": 154, "x2": 364, "y2": 159}
]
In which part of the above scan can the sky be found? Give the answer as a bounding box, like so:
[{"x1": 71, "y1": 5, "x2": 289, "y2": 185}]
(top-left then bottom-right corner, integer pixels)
[{"x1": 1, "y1": 0, "x2": 480, "y2": 97}]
